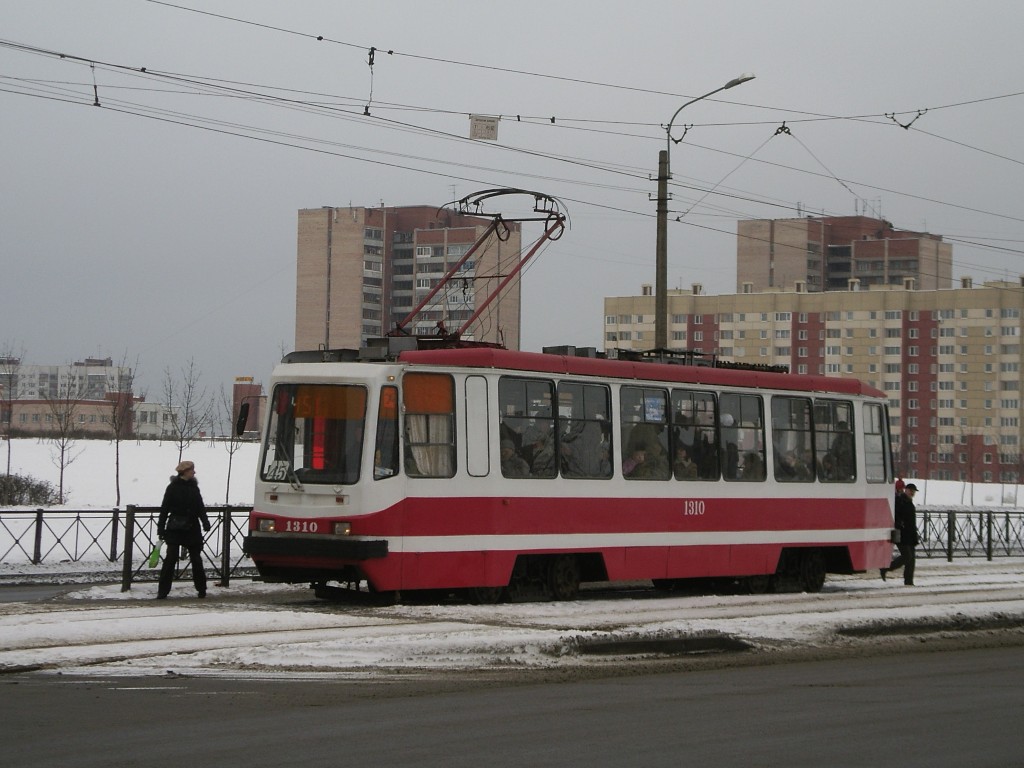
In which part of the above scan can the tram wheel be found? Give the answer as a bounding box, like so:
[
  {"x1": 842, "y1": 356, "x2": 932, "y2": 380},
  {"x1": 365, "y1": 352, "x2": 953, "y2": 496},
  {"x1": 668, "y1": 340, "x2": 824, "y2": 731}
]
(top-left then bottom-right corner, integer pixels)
[
  {"x1": 547, "y1": 555, "x2": 581, "y2": 601},
  {"x1": 797, "y1": 549, "x2": 826, "y2": 593}
]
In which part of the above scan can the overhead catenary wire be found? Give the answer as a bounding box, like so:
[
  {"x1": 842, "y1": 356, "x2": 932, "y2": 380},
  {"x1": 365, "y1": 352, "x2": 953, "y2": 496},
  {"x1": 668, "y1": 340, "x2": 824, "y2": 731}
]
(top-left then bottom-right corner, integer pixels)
[
  {"x1": 2, "y1": 36, "x2": 1022, "y2": 230},
  {"x1": 3, "y1": 37, "x2": 1022, "y2": 295}
]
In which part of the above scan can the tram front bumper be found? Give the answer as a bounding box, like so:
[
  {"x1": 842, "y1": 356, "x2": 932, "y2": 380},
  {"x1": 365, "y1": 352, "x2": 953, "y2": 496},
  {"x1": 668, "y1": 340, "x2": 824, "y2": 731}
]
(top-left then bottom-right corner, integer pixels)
[{"x1": 243, "y1": 532, "x2": 388, "y2": 560}]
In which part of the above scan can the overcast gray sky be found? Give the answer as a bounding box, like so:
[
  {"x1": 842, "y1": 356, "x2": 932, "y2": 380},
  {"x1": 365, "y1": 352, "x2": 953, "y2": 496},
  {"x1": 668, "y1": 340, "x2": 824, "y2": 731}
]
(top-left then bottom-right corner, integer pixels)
[{"x1": 3, "y1": 0, "x2": 1023, "y2": 399}]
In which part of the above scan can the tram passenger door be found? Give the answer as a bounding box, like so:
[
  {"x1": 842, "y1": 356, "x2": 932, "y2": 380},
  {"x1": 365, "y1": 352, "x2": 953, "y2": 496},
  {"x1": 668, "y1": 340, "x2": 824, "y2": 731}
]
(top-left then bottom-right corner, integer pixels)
[{"x1": 465, "y1": 375, "x2": 490, "y2": 477}]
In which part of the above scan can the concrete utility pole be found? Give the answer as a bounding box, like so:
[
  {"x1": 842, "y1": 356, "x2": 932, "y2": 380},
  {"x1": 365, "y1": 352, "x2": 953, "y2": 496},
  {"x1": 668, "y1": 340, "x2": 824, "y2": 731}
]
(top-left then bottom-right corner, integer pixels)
[{"x1": 654, "y1": 73, "x2": 755, "y2": 350}]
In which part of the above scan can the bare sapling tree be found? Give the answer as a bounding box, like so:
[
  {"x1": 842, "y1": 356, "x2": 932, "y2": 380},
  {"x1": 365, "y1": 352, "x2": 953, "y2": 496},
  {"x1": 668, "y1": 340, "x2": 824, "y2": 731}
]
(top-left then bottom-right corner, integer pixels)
[
  {"x1": 163, "y1": 358, "x2": 214, "y2": 464},
  {"x1": 108, "y1": 353, "x2": 138, "y2": 507},
  {"x1": 44, "y1": 366, "x2": 88, "y2": 502},
  {"x1": 0, "y1": 342, "x2": 26, "y2": 476},
  {"x1": 218, "y1": 384, "x2": 245, "y2": 505}
]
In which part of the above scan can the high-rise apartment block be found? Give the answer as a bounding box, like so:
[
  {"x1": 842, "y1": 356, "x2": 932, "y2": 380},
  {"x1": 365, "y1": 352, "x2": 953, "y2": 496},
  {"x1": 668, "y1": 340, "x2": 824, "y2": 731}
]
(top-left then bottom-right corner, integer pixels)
[
  {"x1": 605, "y1": 277, "x2": 1024, "y2": 483},
  {"x1": 737, "y1": 215, "x2": 952, "y2": 293},
  {"x1": 295, "y1": 205, "x2": 523, "y2": 351}
]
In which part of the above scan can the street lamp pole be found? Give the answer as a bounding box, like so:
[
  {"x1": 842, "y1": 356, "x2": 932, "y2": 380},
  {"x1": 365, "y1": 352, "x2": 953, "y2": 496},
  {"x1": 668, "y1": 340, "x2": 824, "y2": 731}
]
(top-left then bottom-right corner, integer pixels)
[{"x1": 654, "y1": 73, "x2": 755, "y2": 350}]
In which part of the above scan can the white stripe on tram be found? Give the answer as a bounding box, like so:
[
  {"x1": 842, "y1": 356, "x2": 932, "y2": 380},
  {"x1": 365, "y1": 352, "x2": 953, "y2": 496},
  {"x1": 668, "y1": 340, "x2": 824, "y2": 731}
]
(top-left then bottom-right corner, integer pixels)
[{"x1": 390, "y1": 528, "x2": 893, "y2": 553}]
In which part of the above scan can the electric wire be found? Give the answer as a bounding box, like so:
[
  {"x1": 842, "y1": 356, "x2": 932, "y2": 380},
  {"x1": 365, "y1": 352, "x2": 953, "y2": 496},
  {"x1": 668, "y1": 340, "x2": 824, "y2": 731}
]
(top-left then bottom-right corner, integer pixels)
[{"x1": 3, "y1": 38, "x2": 1022, "y2": 229}]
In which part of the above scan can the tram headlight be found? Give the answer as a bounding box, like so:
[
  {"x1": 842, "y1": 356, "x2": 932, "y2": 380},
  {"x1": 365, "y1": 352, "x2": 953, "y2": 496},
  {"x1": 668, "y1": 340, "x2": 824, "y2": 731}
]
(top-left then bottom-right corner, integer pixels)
[
  {"x1": 333, "y1": 521, "x2": 352, "y2": 536},
  {"x1": 257, "y1": 518, "x2": 276, "y2": 533}
]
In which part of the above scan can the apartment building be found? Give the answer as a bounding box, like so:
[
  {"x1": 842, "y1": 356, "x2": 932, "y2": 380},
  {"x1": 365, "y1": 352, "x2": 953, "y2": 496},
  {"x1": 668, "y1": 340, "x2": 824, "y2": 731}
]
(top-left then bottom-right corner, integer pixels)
[
  {"x1": 605, "y1": 278, "x2": 1024, "y2": 483},
  {"x1": 0, "y1": 356, "x2": 182, "y2": 439},
  {"x1": 295, "y1": 205, "x2": 523, "y2": 351},
  {"x1": 737, "y1": 215, "x2": 952, "y2": 293}
]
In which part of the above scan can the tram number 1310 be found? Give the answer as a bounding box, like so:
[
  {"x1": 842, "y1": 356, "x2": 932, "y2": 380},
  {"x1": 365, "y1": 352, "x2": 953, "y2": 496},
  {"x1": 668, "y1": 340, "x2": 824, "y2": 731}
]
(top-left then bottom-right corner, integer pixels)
[
  {"x1": 683, "y1": 500, "x2": 706, "y2": 516},
  {"x1": 283, "y1": 520, "x2": 320, "y2": 533}
]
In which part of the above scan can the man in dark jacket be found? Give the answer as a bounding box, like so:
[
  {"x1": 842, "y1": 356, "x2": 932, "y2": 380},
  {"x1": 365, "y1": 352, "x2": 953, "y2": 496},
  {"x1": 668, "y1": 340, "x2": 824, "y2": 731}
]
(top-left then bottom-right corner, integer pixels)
[
  {"x1": 882, "y1": 482, "x2": 918, "y2": 585},
  {"x1": 156, "y1": 460, "x2": 211, "y2": 599}
]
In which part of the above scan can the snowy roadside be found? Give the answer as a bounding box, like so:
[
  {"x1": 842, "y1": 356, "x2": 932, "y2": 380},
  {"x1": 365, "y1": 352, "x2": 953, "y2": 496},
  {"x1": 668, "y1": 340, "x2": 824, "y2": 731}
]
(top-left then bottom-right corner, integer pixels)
[{"x1": 2, "y1": 558, "x2": 1022, "y2": 680}]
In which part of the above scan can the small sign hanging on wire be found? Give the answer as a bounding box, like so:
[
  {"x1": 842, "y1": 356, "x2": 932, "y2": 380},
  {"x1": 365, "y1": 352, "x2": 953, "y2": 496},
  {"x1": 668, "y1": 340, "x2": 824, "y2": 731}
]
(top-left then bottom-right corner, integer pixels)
[{"x1": 469, "y1": 115, "x2": 499, "y2": 141}]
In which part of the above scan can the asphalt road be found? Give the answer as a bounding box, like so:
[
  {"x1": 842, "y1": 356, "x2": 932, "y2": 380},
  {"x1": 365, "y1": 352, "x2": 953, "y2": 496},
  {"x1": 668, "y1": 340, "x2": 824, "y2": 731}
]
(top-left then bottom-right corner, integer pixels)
[
  {"x1": 4, "y1": 645, "x2": 1022, "y2": 768},
  {"x1": 0, "y1": 583, "x2": 79, "y2": 602}
]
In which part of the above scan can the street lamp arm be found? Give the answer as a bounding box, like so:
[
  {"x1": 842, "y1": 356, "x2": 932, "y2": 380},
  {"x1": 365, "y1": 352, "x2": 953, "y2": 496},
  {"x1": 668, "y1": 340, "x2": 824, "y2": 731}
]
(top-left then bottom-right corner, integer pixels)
[{"x1": 665, "y1": 73, "x2": 755, "y2": 151}]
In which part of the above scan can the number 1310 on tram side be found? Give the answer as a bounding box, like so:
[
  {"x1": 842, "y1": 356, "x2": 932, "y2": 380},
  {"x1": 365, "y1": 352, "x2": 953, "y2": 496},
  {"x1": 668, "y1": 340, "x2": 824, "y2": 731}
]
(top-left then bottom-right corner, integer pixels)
[{"x1": 243, "y1": 346, "x2": 896, "y2": 602}]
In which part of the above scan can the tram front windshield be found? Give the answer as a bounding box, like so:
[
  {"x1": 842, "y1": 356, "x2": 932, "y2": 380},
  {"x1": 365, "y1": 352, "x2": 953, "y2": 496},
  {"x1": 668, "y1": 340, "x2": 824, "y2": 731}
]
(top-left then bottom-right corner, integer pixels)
[{"x1": 261, "y1": 384, "x2": 367, "y2": 485}]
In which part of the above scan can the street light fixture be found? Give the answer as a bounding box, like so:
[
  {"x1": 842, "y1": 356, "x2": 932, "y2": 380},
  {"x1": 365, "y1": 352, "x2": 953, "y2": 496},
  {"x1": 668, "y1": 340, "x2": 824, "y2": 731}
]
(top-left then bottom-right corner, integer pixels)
[{"x1": 654, "y1": 73, "x2": 755, "y2": 351}]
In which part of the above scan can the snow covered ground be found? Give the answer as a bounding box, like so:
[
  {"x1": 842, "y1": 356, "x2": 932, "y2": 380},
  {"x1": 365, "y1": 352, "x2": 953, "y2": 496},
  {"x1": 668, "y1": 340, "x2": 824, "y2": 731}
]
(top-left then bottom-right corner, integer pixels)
[
  {"x1": 1, "y1": 558, "x2": 1021, "y2": 679},
  {"x1": 2, "y1": 438, "x2": 1023, "y2": 679},
  {"x1": 2, "y1": 437, "x2": 261, "y2": 509}
]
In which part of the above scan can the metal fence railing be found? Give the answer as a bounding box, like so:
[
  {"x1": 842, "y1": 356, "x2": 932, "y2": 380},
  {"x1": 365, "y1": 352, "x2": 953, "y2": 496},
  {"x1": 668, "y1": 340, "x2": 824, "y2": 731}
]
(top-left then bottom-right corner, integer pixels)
[
  {"x1": 0, "y1": 505, "x2": 254, "y2": 590},
  {"x1": 2, "y1": 506, "x2": 1022, "y2": 590},
  {"x1": 918, "y1": 508, "x2": 1024, "y2": 560}
]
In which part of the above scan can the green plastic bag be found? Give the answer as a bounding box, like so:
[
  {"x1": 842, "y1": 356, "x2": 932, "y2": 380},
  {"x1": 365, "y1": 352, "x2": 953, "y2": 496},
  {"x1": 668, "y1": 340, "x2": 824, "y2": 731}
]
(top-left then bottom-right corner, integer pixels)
[{"x1": 147, "y1": 541, "x2": 162, "y2": 568}]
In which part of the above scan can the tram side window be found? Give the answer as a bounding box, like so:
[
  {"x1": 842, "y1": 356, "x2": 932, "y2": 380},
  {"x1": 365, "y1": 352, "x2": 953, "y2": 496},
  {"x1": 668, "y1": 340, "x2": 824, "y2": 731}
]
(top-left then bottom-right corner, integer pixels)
[
  {"x1": 670, "y1": 390, "x2": 718, "y2": 480},
  {"x1": 814, "y1": 399, "x2": 856, "y2": 482},
  {"x1": 620, "y1": 387, "x2": 670, "y2": 480},
  {"x1": 558, "y1": 382, "x2": 612, "y2": 479},
  {"x1": 373, "y1": 386, "x2": 399, "y2": 480},
  {"x1": 771, "y1": 396, "x2": 815, "y2": 482},
  {"x1": 863, "y1": 403, "x2": 890, "y2": 483},
  {"x1": 403, "y1": 373, "x2": 456, "y2": 478},
  {"x1": 498, "y1": 377, "x2": 556, "y2": 478},
  {"x1": 720, "y1": 393, "x2": 765, "y2": 481}
]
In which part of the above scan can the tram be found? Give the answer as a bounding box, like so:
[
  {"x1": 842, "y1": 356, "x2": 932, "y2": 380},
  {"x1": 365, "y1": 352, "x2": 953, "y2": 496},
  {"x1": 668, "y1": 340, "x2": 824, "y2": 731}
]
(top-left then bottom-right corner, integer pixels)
[{"x1": 242, "y1": 341, "x2": 896, "y2": 602}]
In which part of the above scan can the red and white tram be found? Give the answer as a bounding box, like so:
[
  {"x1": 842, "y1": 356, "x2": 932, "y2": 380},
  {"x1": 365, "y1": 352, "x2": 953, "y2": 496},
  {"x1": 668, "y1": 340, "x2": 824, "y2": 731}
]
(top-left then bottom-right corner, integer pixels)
[{"x1": 243, "y1": 344, "x2": 896, "y2": 601}]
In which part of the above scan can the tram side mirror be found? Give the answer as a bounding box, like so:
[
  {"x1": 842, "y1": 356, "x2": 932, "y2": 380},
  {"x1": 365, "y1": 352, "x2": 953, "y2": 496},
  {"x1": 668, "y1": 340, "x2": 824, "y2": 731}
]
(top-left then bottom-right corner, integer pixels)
[{"x1": 235, "y1": 402, "x2": 251, "y2": 437}]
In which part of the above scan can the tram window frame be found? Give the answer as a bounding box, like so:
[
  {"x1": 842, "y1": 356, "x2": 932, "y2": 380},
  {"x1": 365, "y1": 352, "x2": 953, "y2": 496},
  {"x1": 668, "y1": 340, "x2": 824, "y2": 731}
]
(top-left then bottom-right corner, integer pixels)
[
  {"x1": 620, "y1": 386, "x2": 671, "y2": 481},
  {"x1": 498, "y1": 377, "x2": 557, "y2": 479},
  {"x1": 373, "y1": 385, "x2": 399, "y2": 480},
  {"x1": 670, "y1": 389, "x2": 719, "y2": 480},
  {"x1": 402, "y1": 373, "x2": 457, "y2": 479},
  {"x1": 261, "y1": 384, "x2": 367, "y2": 486},
  {"x1": 557, "y1": 381, "x2": 612, "y2": 480},
  {"x1": 771, "y1": 396, "x2": 816, "y2": 482},
  {"x1": 814, "y1": 399, "x2": 856, "y2": 483},
  {"x1": 862, "y1": 402, "x2": 891, "y2": 483},
  {"x1": 719, "y1": 392, "x2": 766, "y2": 482}
]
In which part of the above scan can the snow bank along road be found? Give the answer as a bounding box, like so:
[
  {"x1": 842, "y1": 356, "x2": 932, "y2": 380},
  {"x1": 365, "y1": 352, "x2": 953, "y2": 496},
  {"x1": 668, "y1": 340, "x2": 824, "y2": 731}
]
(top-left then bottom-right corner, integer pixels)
[{"x1": 1, "y1": 559, "x2": 1022, "y2": 680}]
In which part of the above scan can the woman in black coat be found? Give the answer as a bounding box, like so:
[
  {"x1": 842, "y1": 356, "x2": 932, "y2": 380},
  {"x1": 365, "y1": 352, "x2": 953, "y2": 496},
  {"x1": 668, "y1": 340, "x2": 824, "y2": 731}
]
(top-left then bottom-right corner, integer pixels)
[{"x1": 156, "y1": 460, "x2": 211, "y2": 599}]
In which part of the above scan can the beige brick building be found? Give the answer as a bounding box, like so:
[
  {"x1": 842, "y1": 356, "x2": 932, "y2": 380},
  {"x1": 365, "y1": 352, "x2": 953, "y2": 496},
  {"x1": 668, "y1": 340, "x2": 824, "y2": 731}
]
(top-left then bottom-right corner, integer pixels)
[
  {"x1": 737, "y1": 215, "x2": 952, "y2": 293},
  {"x1": 295, "y1": 206, "x2": 523, "y2": 351},
  {"x1": 605, "y1": 278, "x2": 1024, "y2": 483}
]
